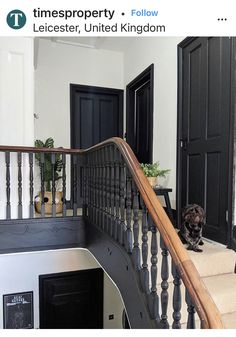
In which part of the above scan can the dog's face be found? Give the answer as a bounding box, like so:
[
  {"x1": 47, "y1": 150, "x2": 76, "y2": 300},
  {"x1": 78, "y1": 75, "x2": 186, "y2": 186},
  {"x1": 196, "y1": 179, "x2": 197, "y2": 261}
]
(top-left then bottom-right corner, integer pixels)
[
  {"x1": 188, "y1": 220, "x2": 203, "y2": 234},
  {"x1": 182, "y1": 204, "x2": 205, "y2": 239},
  {"x1": 183, "y1": 204, "x2": 205, "y2": 224},
  {"x1": 184, "y1": 209, "x2": 204, "y2": 233}
]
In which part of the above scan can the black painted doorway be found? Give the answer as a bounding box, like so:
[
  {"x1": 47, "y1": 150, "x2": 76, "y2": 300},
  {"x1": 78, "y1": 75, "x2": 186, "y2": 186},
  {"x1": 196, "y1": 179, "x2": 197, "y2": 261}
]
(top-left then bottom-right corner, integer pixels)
[
  {"x1": 70, "y1": 84, "x2": 124, "y2": 206},
  {"x1": 70, "y1": 84, "x2": 123, "y2": 149},
  {"x1": 177, "y1": 37, "x2": 233, "y2": 245},
  {"x1": 126, "y1": 64, "x2": 154, "y2": 163},
  {"x1": 39, "y1": 269, "x2": 103, "y2": 329}
]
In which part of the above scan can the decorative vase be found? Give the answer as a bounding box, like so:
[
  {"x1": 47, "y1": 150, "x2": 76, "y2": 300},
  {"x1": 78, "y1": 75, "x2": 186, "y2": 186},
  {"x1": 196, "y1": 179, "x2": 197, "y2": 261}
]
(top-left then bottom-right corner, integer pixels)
[
  {"x1": 147, "y1": 177, "x2": 157, "y2": 187},
  {"x1": 35, "y1": 191, "x2": 63, "y2": 214}
]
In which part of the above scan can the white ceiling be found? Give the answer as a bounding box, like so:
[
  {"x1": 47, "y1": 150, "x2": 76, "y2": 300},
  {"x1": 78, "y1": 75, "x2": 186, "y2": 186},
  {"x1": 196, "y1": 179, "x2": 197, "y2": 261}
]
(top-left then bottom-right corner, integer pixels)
[{"x1": 41, "y1": 37, "x2": 134, "y2": 52}]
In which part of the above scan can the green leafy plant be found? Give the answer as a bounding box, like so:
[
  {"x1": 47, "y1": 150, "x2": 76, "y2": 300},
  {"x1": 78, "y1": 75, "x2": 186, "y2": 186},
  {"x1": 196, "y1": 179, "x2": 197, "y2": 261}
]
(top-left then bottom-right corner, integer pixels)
[
  {"x1": 140, "y1": 162, "x2": 170, "y2": 178},
  {"x1": 34, "y1": 137, "x2": 63, "y2": 191}
]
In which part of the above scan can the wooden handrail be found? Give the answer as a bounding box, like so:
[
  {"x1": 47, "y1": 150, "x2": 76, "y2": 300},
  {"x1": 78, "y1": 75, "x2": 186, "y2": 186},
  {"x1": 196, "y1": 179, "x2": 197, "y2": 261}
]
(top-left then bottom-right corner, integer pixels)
[
  {"x1": 0, "y1": 145, "x2": 82, "y2": 154},
  {"x1": 0, "y1": 138, "x2": 224, "y2": 328},
  {"x1": 82, "y1": 137, "x2": 224, "y2": 329}
]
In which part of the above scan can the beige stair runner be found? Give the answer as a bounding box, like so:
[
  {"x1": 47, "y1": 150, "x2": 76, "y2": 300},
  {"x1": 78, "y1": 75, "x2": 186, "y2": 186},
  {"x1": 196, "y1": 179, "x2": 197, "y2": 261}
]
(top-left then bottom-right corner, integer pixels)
[
  {"x1": 144, "y1": 232, "x2": 236, "y2": 328},
  {"x1": 187, "y1": 241, "x2": 236, "y2": 329}
]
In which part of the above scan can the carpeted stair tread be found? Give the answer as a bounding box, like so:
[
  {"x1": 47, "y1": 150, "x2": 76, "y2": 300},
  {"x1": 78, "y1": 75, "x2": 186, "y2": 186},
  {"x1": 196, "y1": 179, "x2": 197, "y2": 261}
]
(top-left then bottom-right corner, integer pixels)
[
  {"x1": 140, "y1": 228, "x2": 236, "y2": 327},
  {"x1": 159, "y1": 272, "x2": 236, "y2": 326},
  {"x1": 202, "y1": 273, "x2": 236, "y2": 315},
  {"x1": 187, "y1": 241, "x2": 235, "y2": 277},
  {"x1": 221, "y1": 311, "x2": 236, "y2": 329}
]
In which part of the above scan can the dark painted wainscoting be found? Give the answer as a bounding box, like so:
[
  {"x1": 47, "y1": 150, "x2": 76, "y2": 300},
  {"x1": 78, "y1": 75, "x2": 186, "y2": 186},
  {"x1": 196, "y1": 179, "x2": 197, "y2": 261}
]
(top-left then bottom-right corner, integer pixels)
[{"x1": 0, "y1": 216, "x2": 85, "y2": 254}]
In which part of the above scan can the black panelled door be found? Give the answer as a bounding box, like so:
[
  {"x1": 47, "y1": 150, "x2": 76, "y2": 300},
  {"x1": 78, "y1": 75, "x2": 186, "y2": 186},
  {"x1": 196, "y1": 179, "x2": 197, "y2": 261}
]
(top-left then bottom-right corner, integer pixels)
[
  {"x1": 39, "y1": 269, "x2": 103, "y2": 329},
  {"x1": 70, "y1": 84, "x2": 123, "y2": 207},
  {"x1": 71, "y1": 84, "x2": 123, "y2": 149},
  {"x1": 179, "y1": 37, "x2": 231, "y2": 244}
]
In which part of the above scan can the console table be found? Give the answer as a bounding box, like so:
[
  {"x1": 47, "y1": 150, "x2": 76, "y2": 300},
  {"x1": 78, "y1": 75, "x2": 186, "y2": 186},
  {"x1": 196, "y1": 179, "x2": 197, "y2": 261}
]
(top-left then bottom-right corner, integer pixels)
[{"x1": 153, "y1": 187, "x2": 174, "y2": 225}]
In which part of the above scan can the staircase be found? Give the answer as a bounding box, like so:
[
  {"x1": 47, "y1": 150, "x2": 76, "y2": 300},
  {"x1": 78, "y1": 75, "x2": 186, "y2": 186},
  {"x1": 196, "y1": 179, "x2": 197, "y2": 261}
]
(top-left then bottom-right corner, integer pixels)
[
  {"x1": 187, "y1": 240, "x2": 236, "y2": 328},
  {"x1": 1, "y1": 138, "x2": 233, "y2": 329}
]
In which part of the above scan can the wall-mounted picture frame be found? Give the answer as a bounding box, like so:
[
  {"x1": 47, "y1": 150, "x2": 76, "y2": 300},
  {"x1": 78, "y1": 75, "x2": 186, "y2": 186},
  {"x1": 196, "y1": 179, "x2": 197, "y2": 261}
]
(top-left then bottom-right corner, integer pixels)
[{"x1": 3, "y1": 291, "x2": 34, "y2": 329}]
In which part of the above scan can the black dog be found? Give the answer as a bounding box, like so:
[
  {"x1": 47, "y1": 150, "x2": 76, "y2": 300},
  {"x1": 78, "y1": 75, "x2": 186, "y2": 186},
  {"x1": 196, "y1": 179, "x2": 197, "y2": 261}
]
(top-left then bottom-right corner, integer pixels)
[{"x1": 178, "y1": 204, "x2": 205, "y2": 252}]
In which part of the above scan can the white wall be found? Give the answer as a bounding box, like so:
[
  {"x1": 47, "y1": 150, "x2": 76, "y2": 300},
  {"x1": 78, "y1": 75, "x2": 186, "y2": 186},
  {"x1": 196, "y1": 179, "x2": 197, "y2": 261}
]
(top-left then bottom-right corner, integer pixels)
[
  {"x1": 0, "y1": 37, "x2": 34, "y2": 146},
  {"x1": 34, "y1": 39, "x2": 124, "y2": 148},
  {"x1": 124, "y1": 37, "x2": 184, "y2": 209},
  {"x1": 0, "y1": 248, "x2": 124, "y2": 329},
  {"x1": 0, "y1": 37, "x2": 34, "y2": 219}
]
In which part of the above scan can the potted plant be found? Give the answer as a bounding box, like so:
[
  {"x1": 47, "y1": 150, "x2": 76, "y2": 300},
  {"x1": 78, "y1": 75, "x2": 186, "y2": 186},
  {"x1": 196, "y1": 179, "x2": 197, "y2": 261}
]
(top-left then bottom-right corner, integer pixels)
[
  {"x1": 34, "y1": 137, "x2": 63, "y2": 214},
  {"x1": 140, "y1": 162, "x2": 170, "y2": 187}
]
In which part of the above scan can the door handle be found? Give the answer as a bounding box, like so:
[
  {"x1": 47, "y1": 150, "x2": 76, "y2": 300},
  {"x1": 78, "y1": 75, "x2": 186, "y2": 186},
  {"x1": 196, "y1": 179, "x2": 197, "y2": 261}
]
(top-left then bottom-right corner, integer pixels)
[{"x1": 180, "y1": 138, "x2": 187, "y2": 150}]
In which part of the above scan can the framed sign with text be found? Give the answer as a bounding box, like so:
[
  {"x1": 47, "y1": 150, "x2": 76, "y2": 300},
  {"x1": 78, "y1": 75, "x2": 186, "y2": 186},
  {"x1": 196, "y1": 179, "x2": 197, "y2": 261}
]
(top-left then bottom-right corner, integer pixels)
[{"x1": 3, "y1": 291, "x2": 34, "y2": 329}]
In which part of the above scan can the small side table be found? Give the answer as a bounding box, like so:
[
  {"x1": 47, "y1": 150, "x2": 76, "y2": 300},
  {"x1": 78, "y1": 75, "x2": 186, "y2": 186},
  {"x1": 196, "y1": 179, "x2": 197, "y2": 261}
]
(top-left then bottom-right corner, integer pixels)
[{"x1": 153, "y1": 187, "x2": 174, "y2": 225}]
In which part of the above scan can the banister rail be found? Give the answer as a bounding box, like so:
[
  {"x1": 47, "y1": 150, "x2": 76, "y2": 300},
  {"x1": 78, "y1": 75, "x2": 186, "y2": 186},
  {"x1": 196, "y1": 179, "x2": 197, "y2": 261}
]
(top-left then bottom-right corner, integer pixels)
[
  {"x1": 114, "y1": 137, "x2": 223, "y2": 328},
  {"x1": 0, "y1": 144, "x2": 81, "y2": 154},
  {"x1": 81, "y1": 137, "x2": 223, "y2": 329},
  {"x1": 0, "y1": 138, "x2": 224, "y2": 328}
]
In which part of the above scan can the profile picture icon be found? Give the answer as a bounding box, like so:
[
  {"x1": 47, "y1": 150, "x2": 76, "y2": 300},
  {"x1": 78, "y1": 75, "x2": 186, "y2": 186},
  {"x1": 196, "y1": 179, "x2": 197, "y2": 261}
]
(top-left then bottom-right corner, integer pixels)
[{"x1": 7, "y1": 9, "x2": 26, "y2": 29}]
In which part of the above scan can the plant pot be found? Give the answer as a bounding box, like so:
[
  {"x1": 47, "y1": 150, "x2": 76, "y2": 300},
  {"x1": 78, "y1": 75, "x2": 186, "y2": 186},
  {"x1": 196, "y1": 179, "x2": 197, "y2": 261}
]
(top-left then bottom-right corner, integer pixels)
[
  {"x1": 147, "y1": 177, "x2": 157, "y2": 187},
  {"x1": 35, "y1": 191, "x2": 63, "y2": 214}
]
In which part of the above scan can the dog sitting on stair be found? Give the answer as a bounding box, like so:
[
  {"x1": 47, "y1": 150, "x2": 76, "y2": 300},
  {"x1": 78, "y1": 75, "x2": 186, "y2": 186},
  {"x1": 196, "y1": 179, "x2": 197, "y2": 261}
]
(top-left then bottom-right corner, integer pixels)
[{"x1": 178, "y1": 204, "x2": 205, "y2": 252}]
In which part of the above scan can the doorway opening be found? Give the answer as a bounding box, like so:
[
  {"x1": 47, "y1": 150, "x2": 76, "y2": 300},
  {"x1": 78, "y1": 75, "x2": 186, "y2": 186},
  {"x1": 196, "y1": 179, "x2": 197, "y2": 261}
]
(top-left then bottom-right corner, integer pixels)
[{"x1": 126, "y1": 64, "x2": 154, "y2": 163}]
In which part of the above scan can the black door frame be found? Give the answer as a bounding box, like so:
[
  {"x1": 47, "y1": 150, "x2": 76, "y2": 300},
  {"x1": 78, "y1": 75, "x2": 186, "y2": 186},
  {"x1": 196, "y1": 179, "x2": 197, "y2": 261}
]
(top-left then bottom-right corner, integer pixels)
[
  {"x1": 126, "y1": 64, "x2": 154, "y2": 163},
  {"x1": 176, "y1": 37, "x2": 236, "y2": 249},
  {"x1": 70, "y1": 84, "x2": 124, "y2": 149}
]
